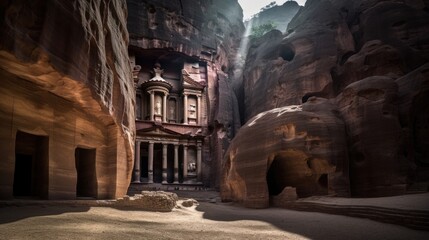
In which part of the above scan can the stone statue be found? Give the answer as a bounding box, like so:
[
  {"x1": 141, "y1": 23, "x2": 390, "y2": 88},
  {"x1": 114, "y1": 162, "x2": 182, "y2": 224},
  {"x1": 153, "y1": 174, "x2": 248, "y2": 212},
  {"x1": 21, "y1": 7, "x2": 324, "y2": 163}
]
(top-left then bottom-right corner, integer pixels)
[
  {"x1": 155, "y1": 100, "x2": 161, "y2": 115},
  {"x1": 189, "y1": 104, "x2": 196, "y2": 117}
]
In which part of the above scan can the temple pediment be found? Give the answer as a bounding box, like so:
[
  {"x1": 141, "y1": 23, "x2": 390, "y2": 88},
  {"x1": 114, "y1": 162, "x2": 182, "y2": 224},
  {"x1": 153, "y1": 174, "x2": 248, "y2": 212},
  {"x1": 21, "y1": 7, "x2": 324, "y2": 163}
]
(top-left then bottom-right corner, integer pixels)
[{"x1": 137, "y1": 124, "x2": 183, "y2": 137}]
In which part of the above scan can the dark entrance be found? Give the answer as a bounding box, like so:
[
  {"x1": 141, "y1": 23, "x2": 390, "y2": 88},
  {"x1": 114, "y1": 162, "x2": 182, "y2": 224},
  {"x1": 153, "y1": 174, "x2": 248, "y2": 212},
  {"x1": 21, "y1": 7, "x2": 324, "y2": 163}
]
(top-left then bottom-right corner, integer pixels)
[
  {"x1": 75, "y1": 148, "x2": 97, "y2": 198},
  {"x1": 140, "y1": 142, "x2": 149, "y2": 181},
  {"x1": 266, "y1": 156, "x2": 288, "y2": 196},
  {"x1": 13, "y1": 131, "x2": 49, "y2": 199},
  {"x1": 167, "y1": 144, "x2": 174, "y2": 183},
  {"x1": 153, "y1": 143, "x2": 163, "y2": 183}
]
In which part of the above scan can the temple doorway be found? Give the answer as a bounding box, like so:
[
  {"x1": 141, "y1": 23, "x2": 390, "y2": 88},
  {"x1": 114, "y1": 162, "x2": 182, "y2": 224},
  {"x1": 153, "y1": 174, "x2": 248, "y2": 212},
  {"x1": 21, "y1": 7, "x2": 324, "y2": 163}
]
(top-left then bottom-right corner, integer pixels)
[
  {"x1": 167, "y1": 144, "x2": 174, "y2": 183},
  {"x1": 153, "y1": 143, "x2": 163, "y2": 183},
  {"x1": 140, "y1": 142, "x2": 149, "y2": 181},
  {"x1": 13, "y1": 131, "x2": 49, "y2": 199},
  {"x1": 75, "y1": 148, "x2": 97, "y2": 198}
]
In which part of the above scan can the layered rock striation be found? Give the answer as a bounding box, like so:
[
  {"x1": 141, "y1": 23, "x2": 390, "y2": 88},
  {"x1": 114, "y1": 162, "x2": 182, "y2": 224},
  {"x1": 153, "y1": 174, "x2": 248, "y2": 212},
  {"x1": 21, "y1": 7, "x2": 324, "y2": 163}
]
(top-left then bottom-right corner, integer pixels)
[{"x1": 0, "y1": 0, "x2": 134, "y2": 199}]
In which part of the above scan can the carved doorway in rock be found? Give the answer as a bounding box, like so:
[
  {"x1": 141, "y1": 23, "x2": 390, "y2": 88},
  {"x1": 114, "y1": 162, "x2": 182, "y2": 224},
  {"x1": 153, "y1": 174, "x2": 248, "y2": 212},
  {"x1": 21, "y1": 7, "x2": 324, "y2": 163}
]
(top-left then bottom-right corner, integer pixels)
[
  {"x1": 140, "y1": 142, "x2": 149, "y2": 182},
  {"x1": 13, "y1": 131, "x2": 49, "y2": 199},
  {"x1": 75, "y1": 148, "x2": 97, "y2": 198},
  {"x1": 167, "y1": 144, "x2": 174, "y2": 183}
]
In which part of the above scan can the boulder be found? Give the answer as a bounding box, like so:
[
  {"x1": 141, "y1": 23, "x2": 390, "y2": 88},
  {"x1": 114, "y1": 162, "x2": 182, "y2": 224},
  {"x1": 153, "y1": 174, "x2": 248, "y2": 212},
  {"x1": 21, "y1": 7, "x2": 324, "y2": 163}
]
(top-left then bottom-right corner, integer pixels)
[
  {"x1": 116, "y1": 191, "x2": 179, "y2": 212},
  {"x1": 221, "y1": 97, "x2": 349, "y2": 208}
]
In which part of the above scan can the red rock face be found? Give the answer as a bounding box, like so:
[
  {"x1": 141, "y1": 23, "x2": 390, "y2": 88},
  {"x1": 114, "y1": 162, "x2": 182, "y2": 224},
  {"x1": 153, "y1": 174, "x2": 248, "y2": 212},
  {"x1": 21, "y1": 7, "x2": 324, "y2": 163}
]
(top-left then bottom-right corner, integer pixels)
[
  {"x1": 221, "y1": 98, "x2": 349, "y2": 208},
  {"x1": 337, "y1": 76, "x2": 407, "y2": 196},
  {"x1": 222, "y1": 0, "x2": 429, "y2": 206},
  {"x1": 0, "y1": 0, "x2": 134, "y2": 199}
]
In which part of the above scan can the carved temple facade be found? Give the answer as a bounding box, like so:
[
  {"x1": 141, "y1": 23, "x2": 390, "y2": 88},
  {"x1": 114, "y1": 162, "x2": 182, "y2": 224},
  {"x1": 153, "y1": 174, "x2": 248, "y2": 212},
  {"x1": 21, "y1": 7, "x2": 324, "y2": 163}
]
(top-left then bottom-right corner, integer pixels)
[{"x1": 130, "y1": 51, "x2": 209, "y2": 186}]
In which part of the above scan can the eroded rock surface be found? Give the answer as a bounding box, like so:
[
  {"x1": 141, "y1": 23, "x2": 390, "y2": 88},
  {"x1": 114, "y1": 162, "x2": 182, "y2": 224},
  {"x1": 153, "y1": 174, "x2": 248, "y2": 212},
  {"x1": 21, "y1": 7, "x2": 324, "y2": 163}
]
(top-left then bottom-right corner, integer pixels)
[
  {"x1": 116, "y1": 191, "x2": 178, "y2": 211},
  {"x1": 246, "y1": 1, "x2": 301, "y2": 33},
  {"x1": 223, "y1": 0, "x2": 429, "y2": 206},
  {"x1": 337, "y1": 76, "x2": 407, "y2": 196},
  {"x1": 221, "y1": 98, "x2": 349, "y2": 208},
  {"x1": 0, "y1": 0, "x2": 134, "y2": 199}
]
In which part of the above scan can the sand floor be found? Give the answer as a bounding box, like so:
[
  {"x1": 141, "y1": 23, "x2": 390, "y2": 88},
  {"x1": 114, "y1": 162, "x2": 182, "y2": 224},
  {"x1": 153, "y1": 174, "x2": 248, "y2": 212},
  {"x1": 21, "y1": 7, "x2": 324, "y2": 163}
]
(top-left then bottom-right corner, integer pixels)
[{"x1": 0, "y1": 201, "x2": 428, "y2": 240}]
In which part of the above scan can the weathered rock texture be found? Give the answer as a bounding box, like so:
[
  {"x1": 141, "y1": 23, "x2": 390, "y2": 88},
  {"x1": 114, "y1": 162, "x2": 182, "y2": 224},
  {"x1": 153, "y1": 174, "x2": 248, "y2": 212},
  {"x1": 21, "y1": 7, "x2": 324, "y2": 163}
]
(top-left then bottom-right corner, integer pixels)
[
  {"x1": 127, "y1": 0, "x2": 244, "y2": 187},
  {"x1": 223, "y1": 0, "x2": 429, "y2": 207},
  {"x1": 337, "y1": 76, "x2": 407, "y2": 196},
  {"x1": 0, "y1": 0, "x2": 134, "y2": 199},
  {"x1": 245, "y1": 0, "x2": 301, "y2": 33},
  {"x1": 116, "y1": 191, "x2": 178, "y2": 211},
  {"x1": 271, "y1": 187, "x2": 298, "y2": 207},
  {"x1": 221, "y1": 98, "x2": 349, "y2": 208}
]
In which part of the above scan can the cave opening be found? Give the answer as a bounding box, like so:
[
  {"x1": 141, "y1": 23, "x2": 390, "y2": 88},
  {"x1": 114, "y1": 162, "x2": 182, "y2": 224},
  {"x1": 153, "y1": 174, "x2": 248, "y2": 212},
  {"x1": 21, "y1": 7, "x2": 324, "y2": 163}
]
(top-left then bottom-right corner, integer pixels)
[
  {"x1": 279, "y1": 45, "x2": 295, "y2": 61},
  {"x1": 266, "y1": 155, "x2": 291, "y2": 196},
  {"x1": 318, "y1": 174, "x2": 328, "y2": 189},
  {"x1": 75, "y1": 148, "x2": 97, "y2": 198},
  {"x1": 13, "y1": 131, "x2": 49, "y2": 199}
]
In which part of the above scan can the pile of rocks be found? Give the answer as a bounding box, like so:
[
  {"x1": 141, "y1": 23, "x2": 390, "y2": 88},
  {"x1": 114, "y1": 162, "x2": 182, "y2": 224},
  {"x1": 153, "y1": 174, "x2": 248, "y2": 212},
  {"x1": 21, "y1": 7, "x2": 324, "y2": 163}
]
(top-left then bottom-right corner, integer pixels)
[{"x1": 116, "y1": 191, "x2": 179, "y2": 212}]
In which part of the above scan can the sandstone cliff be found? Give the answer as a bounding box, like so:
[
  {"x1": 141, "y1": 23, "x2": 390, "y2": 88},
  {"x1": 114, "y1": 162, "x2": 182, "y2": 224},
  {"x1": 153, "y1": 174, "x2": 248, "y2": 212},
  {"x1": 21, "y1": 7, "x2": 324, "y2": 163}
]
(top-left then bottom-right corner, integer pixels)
[
  {"x1": 222, "y1": 0, "x2": 429, "y2": 206},
  {"x1": 0, "y1": 0, "x2": 134, "y2": 199}
]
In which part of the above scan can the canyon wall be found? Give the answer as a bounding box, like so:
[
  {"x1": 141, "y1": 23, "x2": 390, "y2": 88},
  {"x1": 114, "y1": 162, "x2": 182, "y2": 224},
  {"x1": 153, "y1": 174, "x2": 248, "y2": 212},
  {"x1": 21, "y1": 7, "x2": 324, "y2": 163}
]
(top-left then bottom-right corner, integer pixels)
[
  {"x1": 0, "y1": 0, "x2": 134, "y2": 199},
  {"x1": 223, "y1": 0, "x2": 429, "y2": 207},
  {"x1": 245, "y1": 0, "x2": 301, "y2": 34}
]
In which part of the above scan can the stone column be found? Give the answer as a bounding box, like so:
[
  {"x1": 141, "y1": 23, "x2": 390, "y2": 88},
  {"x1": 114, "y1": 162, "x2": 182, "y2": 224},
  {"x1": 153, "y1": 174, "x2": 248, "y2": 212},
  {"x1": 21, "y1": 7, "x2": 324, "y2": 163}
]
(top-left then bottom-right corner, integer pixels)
[
  {"x1": 149, "y1": 91, "x2": 155, "y2": 121},
  {"x1": 183, "y1": 145, "x2": 188, "y2": 179},
  {"x1": 148, "y1": 141, "x2": 154, "y2": 183},
  {"x1": 163, "y1": 93, "x2": 167, "y2": 122},
  {"x1": 183, "y1": 94, "x2": 188, "y2": 124},
  {"x1": 197, "y1": 144, "x2": 202, "y2": 183},
  {"x1": 174, "y1": 144, "x2": 179, "y2": 183},
  {"x1": 197, "y1": 95, "x2": 202, "y2": 125},
  {"x1": 133, "y1": 141, "x2": 141, "y2": 183},
  {"x1": 162, "y1": 144, "x2": 168, "y2": 183}
]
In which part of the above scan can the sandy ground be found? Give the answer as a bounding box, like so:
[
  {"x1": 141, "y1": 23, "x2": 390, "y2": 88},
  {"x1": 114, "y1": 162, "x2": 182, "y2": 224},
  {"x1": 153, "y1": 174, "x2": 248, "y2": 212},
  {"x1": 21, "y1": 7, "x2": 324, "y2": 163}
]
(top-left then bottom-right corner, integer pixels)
[{"x1": 0, "y1": 201, "x2": 428, "y2": 240}]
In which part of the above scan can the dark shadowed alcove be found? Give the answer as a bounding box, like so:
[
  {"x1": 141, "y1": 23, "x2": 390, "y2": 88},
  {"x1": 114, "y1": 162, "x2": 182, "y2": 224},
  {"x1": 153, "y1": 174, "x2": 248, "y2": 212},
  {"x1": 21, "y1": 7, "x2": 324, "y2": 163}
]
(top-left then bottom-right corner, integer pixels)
[
  {"x1": 14, "y1": 131, "x2": 49, "y2": 199},
  {"x1": 75, "y1": 148, "x2": 97, "y2": 198}
]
